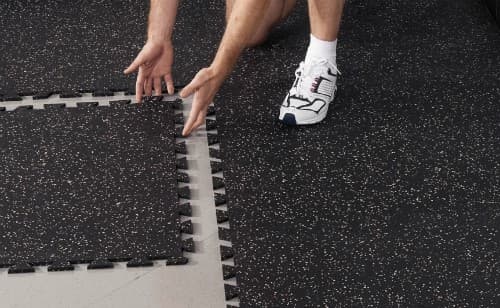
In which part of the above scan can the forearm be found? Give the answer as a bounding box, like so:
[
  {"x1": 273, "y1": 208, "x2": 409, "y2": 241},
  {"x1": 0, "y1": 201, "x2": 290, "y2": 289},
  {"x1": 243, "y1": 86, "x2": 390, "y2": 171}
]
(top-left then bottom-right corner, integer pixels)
[
  {"x1": 211, "y1": 0, "x2": 269, "y2": 77},
  {"x1": 147, "y1": 0, "x2": 179, "y2": 42}
]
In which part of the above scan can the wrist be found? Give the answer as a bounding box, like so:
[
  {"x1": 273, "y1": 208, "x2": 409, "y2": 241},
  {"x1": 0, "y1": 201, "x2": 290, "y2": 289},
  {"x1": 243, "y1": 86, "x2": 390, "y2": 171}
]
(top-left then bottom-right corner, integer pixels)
[
  {"x1": 146, "y1": 35, "x2": 173, "y2": 49},
  {"x1": 147, "y1": 30, "x2": 172, "y2": 43},
  {"x1": 210, "y1": 48, "x2": 242, "y2": 80},
  {"x1": 208, "y1": 63, "x2": 230, "y2": 84}
]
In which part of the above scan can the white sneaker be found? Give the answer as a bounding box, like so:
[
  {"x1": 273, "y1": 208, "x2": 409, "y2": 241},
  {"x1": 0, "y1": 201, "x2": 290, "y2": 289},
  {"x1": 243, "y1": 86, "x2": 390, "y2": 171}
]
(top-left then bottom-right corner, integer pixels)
[{"x1": 279, "y1": 58, "x2": 340, "y2": 125}]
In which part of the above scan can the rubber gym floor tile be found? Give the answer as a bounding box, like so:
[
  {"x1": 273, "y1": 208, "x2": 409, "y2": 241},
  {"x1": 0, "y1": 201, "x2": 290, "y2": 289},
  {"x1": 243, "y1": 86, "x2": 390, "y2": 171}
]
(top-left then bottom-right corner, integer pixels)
[
  {"x1": 0, "y1": 100, "x2": 190, "y2": 272},
  {"x1": 214, "y1": 0, "x2": 500, "y2": 306},
  {"x1": 0, "y1": 0, "x2": 224, "y2": 96}
]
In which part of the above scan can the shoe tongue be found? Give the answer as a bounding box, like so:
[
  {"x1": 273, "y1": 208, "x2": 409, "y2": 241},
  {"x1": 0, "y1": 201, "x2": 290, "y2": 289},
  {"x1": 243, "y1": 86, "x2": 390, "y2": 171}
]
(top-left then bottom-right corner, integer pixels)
[
  {"x1": 295, "y1": 73, "x2": 315, "y2": 98},
  {"x1": 303, "y1": 60, "x2": 326, "y2": 77},
  {"x1": 294, "y1": 60, "x2": 327, "y2": 98}
]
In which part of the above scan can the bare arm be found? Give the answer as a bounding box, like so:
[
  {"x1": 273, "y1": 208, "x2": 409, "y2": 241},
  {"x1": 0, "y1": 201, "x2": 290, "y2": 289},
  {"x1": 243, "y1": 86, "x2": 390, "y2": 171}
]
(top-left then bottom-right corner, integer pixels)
[
  {"x1": 180, "y1": 0, "x2": 270, "y2": 136},
  {"x1": 147, "y1": 0, "x2": 178, "y2": 42},
  {"x1": 124, "y1": 0, "x2": 179, "y2": 100}
]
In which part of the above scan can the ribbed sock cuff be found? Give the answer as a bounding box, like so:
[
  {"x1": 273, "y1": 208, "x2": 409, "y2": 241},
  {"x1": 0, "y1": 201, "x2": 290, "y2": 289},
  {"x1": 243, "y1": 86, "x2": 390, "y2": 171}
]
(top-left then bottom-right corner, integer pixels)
[{"x1": 305, "y1": 34, "x2": 337, "y2": 65}]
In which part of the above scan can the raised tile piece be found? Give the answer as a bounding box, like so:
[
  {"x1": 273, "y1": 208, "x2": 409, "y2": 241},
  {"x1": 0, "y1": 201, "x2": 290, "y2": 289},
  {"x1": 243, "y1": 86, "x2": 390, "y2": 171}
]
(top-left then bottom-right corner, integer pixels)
[{"x1": 0, "y1": 101, "x2": 185, "y2": 271}]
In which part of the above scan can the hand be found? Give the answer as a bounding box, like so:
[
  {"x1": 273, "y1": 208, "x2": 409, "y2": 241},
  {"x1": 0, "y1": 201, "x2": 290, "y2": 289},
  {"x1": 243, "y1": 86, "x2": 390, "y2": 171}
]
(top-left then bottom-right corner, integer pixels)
[
  {"x1": 124, "y1": 40, "x2": 175, "y2": 102},
  {"x1": 180, "y1": 66, "x2": 224, "y2": 136}
]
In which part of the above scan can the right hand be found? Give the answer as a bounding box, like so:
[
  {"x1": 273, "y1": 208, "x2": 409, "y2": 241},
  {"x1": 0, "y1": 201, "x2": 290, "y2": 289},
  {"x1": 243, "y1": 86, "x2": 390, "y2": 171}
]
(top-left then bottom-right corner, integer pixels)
[{"x1": 124, "y1": 40, "x2": 175, "y2": 102}]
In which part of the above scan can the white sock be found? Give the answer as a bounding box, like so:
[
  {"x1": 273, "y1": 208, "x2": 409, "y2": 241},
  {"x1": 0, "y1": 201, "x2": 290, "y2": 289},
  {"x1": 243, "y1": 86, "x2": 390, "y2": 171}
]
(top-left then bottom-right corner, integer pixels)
[{"x1": 304, "y1": 34, "x2": 337, "y2": 65}]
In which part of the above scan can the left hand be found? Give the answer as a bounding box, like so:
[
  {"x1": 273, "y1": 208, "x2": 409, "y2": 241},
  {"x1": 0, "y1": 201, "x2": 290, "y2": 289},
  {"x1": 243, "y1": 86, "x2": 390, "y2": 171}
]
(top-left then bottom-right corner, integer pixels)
[{"x1": 180, "y1": 66, "x2": 225, "y2": 136}]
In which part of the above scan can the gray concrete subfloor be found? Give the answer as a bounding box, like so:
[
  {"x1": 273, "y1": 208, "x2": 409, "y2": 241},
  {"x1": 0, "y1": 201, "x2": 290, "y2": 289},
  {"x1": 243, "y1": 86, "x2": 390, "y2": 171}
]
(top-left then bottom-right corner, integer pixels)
[{"x1": 0, "y1": 94, "x2": 234, "y2": 308}]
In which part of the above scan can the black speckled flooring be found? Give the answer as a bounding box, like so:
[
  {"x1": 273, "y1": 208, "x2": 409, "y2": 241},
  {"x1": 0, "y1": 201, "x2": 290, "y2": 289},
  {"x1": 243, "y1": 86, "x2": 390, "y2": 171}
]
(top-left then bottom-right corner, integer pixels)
[
  {"x1": 215, "y1": 0, "x2": 500, "y2": 306},
  {"x1": 486, "y1": 0, "x2": 500, "y2": 25},
  {"x1": 0, "y1": 101, "x2": 182, "y2": 271},
  {"x1": 0, "y1": 0, "x2": 224, "y2": 97}
]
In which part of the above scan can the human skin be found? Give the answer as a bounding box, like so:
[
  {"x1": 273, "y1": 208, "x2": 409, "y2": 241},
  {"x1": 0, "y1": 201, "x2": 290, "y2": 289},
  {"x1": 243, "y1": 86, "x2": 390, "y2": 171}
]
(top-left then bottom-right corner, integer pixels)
[
  {"x1": 124, "y1": 0, "x2": 179, "y2": 102},
  {"x1": 178, "y1": 0, "x2": 271, "y2": 136},
  {"x1": 181, "y1": 0, "x2": 345, "y2": 136},
  {"x1": 124, "y1": 0, "x2": 294, "y2": 104},
  {"x1": 225, "y1": 0, "x2": 297, "y2": 47},
  {"x1": 124, "y1": 0, "x2": 291, "y2": 135},
  {"x1": 308, "y1": 0, "x2": 345, "y2": 41},
  {"x1": 125, "y1": 0, "x2": 345, "y2": 136}
]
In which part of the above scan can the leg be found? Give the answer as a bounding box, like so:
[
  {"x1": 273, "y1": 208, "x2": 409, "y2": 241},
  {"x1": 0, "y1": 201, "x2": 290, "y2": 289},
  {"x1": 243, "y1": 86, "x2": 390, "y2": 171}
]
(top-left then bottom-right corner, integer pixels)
[
  {"x1": 304, "y1": 0, "x2": 345, "y2": 65},
  {"x1": 308, "y1": 0, "x2": 345, "y2": 41},
  {"x1": 226, "y1": 0, "x2": 297, "y2": 47},
  {"x1": 279, "y1": 0, "x2": 345, "y2": 125}
]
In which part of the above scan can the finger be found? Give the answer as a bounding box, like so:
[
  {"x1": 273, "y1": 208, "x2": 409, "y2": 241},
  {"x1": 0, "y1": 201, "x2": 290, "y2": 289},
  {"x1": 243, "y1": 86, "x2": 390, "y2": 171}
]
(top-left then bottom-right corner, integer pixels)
[
  {"x1": 154, "y1": 77, "x2": 162, "y2": 96},
  {"x1": 182, "y1": 109, "x2": 199, "y2": 137},
  {"x1": 135, "y1": 68, "x2": 145, "y2": 103},
  {"x1": 144, "y1": 77, "x2": 153, "y2": 97},
  {"x1": 124, "y1": 51, "x2": 145, "y2": 75},
  {"x1": 189, "y1": 120, "x2": 205, "y2": 135},
  {"x1": 192, "y1": 107, "x2": 208, "y2": 130},
  {"x1": 188, "y1": 106, "x2": 209, "y2": 135},
  {"x1": 182, "y1": 100, "x2": 205, "y2": 137},
  {"x1": 182, "y1": 111, "x2": 197, "y2": 137},
  {"x1": 180, "y1": 69, "x2": 209, "y2": 98},
  {"x1": 164, "y1": 74, "x2": 175, "y2": 95},
  {"x1": 191, "y1": 113, "x2": 205, "y2": 131}
]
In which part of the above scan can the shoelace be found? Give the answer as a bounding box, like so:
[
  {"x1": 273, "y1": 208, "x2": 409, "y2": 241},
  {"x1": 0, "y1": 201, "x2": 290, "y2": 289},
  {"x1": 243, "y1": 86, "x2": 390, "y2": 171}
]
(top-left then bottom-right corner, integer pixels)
[{"x1": 289, "y1": 59, "x2": 341, "y2": 101}]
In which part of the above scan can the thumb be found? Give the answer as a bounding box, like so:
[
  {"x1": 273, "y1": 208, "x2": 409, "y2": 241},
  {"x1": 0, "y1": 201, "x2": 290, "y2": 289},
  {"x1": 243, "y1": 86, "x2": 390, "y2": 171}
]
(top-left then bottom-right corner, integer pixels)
[
  {"x1": 124, "y1": 51, "x2": 146, "y2": 75},
  {"x1": 180, "y1": 68, "x2": 210, "y2": 98}
]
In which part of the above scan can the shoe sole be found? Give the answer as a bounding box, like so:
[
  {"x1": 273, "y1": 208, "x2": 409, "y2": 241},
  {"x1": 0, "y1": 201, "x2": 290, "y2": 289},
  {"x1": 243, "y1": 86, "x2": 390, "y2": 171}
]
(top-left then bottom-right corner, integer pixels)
[{"x1": 280, "y1": 108, "x2": 328, "y2": 125}]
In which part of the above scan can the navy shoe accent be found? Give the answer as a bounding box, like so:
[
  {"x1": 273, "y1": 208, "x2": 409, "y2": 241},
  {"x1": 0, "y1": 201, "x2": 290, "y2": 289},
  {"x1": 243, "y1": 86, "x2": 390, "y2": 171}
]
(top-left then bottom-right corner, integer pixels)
[{"x1": 281, "y1": 113, "x2": 297, "y2": 126}]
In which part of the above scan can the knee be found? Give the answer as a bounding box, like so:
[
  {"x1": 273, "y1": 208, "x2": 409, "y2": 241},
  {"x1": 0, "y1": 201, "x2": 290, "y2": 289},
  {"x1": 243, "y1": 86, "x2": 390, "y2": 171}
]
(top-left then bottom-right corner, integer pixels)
[
  {"x1": 224, "y1": 14, "x2": 267, "y2": 47},
  {"x1": 246, "y1": 27, "x2": 271, "y2": 48}
]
